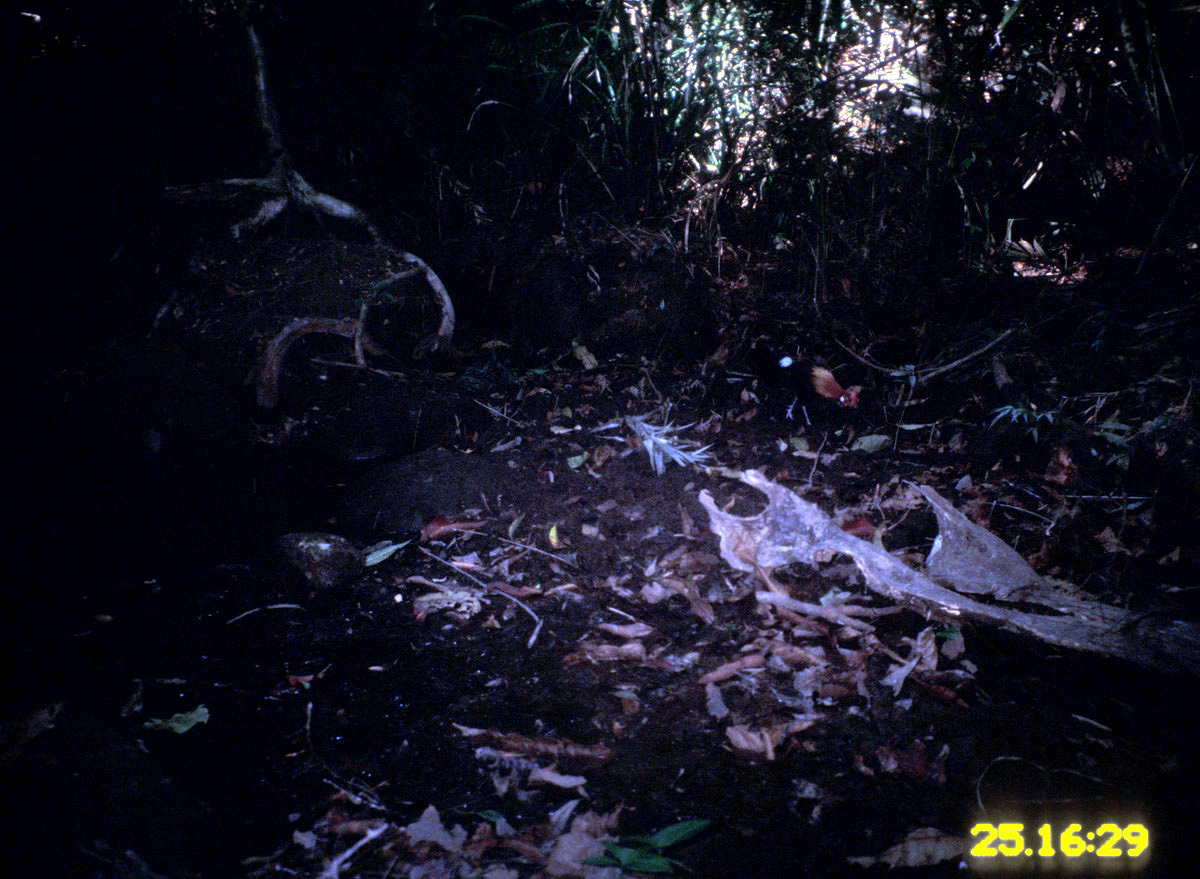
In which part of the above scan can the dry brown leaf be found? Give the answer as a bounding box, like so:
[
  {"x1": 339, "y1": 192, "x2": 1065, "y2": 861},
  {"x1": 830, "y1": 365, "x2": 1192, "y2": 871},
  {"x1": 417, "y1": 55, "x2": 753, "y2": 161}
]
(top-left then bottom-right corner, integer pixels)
[
  {"x1": 698, "y1": 653, "x2": 765, "y2": 684},
  {"x1": 1043, "y1": 444, "x2": 1077, "y2": 485},
  {"x1": 591, "y1": 444, "x2": 620, "y2": 467},
  {"x1": 902, "y1": 625, "x2": 940, "y2": 671},
  {"x1": 768, "y1": 642, "x2": 828, "y2": 667},
  {"x1": 704, "y1": 682, "x2": 730, "y2": 719},
  {"x1": 847, "y1": 826, "x2": 966, "y2": 869},
  {"x1": 875, "y1": 739, "x2": 939, "y2": 779},
  {"x1": 656, "y1": 575, "x2": 715, "y2": 624},
  {"x1": 528, "y1": 767, "x2": 587, "y2": 789},
  {"x1": 489, "y1": 582, "x2": 544, "y2": 598},
  {"x1": 597, "y1": 621, "x2": 654, "y2": 639},
  {"x1": 878, "y1": 481, "x2": 927, "y2": 512},
  {"x1": 404, "y1": 805, "x2": 466, "y2": 853},
  {"x1": 725, "y1": 724, "x2": 782, "y2": 760},
  {"x1": 563, "y1": 641, "x2": 648, "y2": 665},
  {"x1": 670, "y1": 550, "x2": 722, "y2": 575},
  {"x1": 880, "y1": 654, "x2": 920, "y2": 696},
  {"x1": 544, "y1": 810, "x2": 621, "y2": 878},
  {"x1": 421, "y1": 517, "x2": 487, "y2": 542},
  {"x1": 725, "y1": 718, "x2": 819, "y2": 760},
  {"x1": 1094, "y1": 526, "x2": 1133, "y2": 556},
  {"x1": 678, "y1": 503, "x2": 697, "y2": 537},
  {"x1": 839, "y1": 516, "x2": 876, "y2": 537},
  {"x1": 452, "y1": 724, "x2": 613, "y2": 765}
]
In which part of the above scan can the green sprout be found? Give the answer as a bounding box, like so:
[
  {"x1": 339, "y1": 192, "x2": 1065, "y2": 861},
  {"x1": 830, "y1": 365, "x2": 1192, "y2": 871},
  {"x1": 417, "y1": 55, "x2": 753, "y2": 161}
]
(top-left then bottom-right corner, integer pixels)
[
  {"x1": 990, "y1": 403, "x2": 1059, "y2": 443},
  {"x1": 585, "y1": 818, "x2": 711, "y2": 874}
]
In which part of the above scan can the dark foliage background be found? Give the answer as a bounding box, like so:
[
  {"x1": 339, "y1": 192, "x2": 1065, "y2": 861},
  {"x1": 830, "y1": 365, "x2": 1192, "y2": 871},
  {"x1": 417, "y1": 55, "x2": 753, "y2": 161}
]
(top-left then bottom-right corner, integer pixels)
[{"x1": 11, "y1": 2, "x2": 1196, "y2": 275}]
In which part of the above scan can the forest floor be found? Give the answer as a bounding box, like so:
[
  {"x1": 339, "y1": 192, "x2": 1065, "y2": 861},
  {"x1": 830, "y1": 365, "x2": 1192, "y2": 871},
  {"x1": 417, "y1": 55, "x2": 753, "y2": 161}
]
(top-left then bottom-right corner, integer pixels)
[{"x1": 5, "y1": 226, "x2": 1199, "y2": 879}]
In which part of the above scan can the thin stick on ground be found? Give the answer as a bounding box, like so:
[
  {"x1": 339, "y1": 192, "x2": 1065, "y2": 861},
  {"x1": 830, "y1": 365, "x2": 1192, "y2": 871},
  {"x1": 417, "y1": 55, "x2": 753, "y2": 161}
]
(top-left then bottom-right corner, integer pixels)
[
  {"x1": 317, "y1": 822, "x2": 388, "y2": 879},
  {"x1": 459, "y1": 530, "x2": 579, "y2": 568}
]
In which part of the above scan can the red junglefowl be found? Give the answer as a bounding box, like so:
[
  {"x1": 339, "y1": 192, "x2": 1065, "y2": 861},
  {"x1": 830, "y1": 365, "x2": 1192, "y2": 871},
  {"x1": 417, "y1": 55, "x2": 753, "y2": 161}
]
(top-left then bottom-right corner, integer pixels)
[{"x1": 811, "y1": 366, "x2": 860, "y2": 408}]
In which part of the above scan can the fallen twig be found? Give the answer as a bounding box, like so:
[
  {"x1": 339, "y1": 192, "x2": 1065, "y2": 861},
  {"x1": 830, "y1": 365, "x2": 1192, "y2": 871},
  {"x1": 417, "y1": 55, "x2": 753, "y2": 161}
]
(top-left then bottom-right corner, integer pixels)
[
  {"x1": 226, "y1": 603, "x2": 306, "y2": 624},
  {"x1": 835, "y1": 328, "x2": 1014, "y2": 386},
  {"x1": 317, "y1": 822, "x2": 388, "y2": 879},
  {"x1": 459, "y1": 530, "x2": 579, "y2": 568}
]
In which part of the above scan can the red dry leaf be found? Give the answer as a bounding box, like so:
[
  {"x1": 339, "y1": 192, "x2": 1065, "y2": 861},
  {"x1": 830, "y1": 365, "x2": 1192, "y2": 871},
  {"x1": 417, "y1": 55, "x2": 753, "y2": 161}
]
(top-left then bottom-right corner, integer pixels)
[
  {"x1": 840, "y1": 517, "x2": 876, "y2": 537},
  {"x1": 420, "y1": 516, "x2": 486, "y2": 541}
]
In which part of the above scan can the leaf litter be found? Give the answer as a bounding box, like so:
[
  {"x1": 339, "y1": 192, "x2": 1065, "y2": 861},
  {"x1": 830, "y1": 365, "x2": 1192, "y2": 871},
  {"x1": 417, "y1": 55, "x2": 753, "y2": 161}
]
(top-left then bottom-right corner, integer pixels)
[{"x1": 22, "y1": 352, "x2": 1200, "y2": 879}]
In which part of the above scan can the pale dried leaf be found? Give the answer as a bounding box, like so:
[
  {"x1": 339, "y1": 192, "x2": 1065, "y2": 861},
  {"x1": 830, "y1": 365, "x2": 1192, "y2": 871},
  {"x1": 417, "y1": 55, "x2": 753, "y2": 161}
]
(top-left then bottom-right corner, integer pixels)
[
  {"x1": 704, "y1": 682, "x2": 730, "y2": 719},
  {"x1": 726, "y1": 724, "x2": 780, "y2": 760},
  {"x1": 404, "y1": 805, "x2": 466, "y2": 853},
  {"x1": 597, "y1": 621, "x2": 654, "y2": 639},
  {"x1": 529, "y1": 766, "x2": 587, "y2": 789},
  {"x1": 880, "y1": 654, "x2": 920, "y2": 696},
  {"x1": 848, "y1": 826, "x2": 966, "y2": 869},
  {"x1": 698, "y1": 654, "x2": 765, "y2": 684}
]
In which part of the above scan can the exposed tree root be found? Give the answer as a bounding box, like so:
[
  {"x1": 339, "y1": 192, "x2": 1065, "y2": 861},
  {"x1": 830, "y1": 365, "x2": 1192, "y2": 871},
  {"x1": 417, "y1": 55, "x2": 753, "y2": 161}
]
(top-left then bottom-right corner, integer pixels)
[{"x1": 166, "y1": 21, "x2": 455, "y2": 374}]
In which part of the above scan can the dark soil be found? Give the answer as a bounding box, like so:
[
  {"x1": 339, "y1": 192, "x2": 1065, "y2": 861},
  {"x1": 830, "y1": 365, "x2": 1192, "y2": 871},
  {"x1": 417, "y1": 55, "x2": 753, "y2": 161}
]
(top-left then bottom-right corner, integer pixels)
[{"x1": 5, "y1": 226, "x2": 1199, "y2": 879}]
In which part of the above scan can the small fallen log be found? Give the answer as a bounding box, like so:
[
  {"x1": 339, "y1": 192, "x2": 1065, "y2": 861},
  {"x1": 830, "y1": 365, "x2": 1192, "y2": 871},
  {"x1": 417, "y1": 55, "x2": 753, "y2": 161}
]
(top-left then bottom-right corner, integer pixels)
[{"x1": 699, "y1": 469, "x2": 1200, "y2": 676}]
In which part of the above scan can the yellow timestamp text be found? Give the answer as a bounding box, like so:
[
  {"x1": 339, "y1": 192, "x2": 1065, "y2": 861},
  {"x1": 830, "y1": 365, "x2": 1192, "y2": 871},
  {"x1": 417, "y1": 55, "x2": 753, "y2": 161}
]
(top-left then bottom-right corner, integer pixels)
[{"x1": 969, "y1": 821, "x2": 1149, "y2": 866}]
